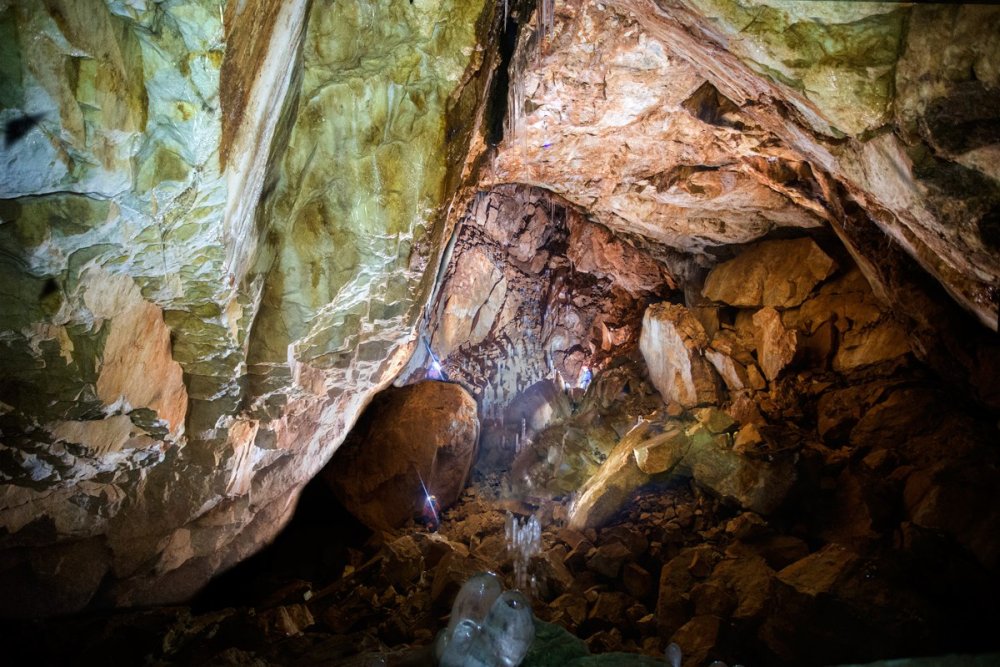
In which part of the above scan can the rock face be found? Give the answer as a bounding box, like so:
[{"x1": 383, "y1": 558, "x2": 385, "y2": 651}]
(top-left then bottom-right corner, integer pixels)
[
  {"x1": 0, "y1": 0, "x2": 493, "y2": 616},
  {"x1": 323, "y1": 381, "x2": 479, "y2": 530},
  {"x1": 491, "y1": 1, "x2": 1000, "y2": 329},
  {"x1": 703, "y1": 238, "x2": 836, "y2": 308},
  {"x1": 640, "y1": 303, "x2": 720, "y2": 408},
  {"x1": 400, "y1": 186, "x2": 676, "y2": 470}
]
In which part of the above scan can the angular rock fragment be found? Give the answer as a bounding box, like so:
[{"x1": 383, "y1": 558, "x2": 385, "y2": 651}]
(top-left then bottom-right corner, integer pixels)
[
  {"x1": 640, "y1": 303, "x2": 721, "y2": 408},
  {"x1": 777, "y1": 544, "x2": 860, "y2": 597},
  {"x1": 705, "y1": 349, "x2": 749, "y2": 391},
  {"x1": 752, "y1": 307, "x2": 798, "y2": 381},
  {"x1": 702, "y1": 238, "x2": 836, "y2": 308}
]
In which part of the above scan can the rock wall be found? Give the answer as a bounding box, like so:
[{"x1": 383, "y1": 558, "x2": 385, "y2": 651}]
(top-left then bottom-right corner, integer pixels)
[
  {"x1": 0, "y1": 0, "x2": 495, "y2": 616},
  {"x1": 491, "y1": 1, "x2": 1000, "y2": 330}
]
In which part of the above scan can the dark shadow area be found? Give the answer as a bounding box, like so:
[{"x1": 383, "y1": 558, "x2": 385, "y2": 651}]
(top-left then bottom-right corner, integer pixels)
[{"x1": 193, "y1": 474, "x2": 372, "y2": 612}]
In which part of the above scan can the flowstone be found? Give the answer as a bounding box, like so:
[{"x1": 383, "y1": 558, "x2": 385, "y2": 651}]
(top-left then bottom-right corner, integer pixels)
[{"x1": 437, "y1": 572, "x2": 535, "y2": 667}]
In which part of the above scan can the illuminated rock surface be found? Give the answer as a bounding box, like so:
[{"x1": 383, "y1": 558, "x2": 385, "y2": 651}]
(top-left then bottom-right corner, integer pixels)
[
  {"x1": 0, "y1": 0, "x2": 490, "y2": 614},
  {"x1": 323, "y1": 381, "x2": 479, "y2": 531}
]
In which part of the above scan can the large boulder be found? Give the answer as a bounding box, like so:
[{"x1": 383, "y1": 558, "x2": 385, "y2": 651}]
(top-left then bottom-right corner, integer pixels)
[
  {"x1": 702, "y1": 238, "x2": 836, "y2": 308},
  {"x1": 323, "y1": 381, "x2": 479, "y2": 530},
  {"x1": 640, "y1": 303, "x2": 721, "y2": 408}
]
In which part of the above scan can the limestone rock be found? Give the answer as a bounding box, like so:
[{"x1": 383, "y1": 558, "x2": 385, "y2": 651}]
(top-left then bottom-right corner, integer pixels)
[
  {"x1": 752, "y1": 307, "x2": 798, "y2": 381},
  {"x1": 587, "y1": 542, "x2": 632, "y2": 579},
  {"x1": 257, "y1": 604, "x2": 314, "y2": 638},
  {"x1": 777, "y1": 544, "x2": 860, "y2": 597},
  {"x1": 903, "y1": 463, "x2": 1000, "y2": 569},
  {"x1": 657, "y1": 553, "x2": 698, "y2": 638},
  {"x1": 692, "y1": 407, "x2": 737, "y2": 434},
  {"x1": 703, "y1": 239, "x2": 835, "y2": 308},
  {"x1": 632, "y1": 422, "x2": 690, "y2": 475},
  {"x1": 705, "y1": 349, "x2": 748, "y2": 391},
  {"x1": 783, "y1": 268, "x2": 911, "y2": 370},
  {"x1": 682, "y1": 424, "x2": 796, "y2": 515},
  {"x1": 709, "y1": 555, "x2": 775, "y2": 621},
  {"x1": 0, "y1": 0, "x2": 493, "y2": 616},
  {"x1": 571, "y1": 417, "x2": 796, "y2": 530},
  {"x1": 567, "y1": 216, "x2": 671, "y2": 296},
  {"x1": 834, "y1": 318, "x2": 911, "y2": 371},
  {"x1": 438, "y1": 248, "x2": 508, "y2": 358},
  {"x1": 640, "y1": 303, "x2": 721, "y2": 408},
  {"x1": 732, "y1": 424, "x2": 764, "y2": 453},
  {"x1": 569, "y1": 424, "x2": 651, "y2": 530},
  {"x1": 323, "y1": 382, "x2": 479, "y2": 530},
  {"x1": 670, "y1": 615, "x2": 722, "y2": 667},
  {"x1": 623, "y1": 563, "x2": 654, "y2": 601}
]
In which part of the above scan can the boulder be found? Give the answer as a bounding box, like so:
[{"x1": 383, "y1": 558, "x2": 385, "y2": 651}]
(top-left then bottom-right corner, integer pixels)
[
  {"x1": 633, "y1": 423, "x2": 691, "y2": 474},
  {"x1": 782, "y1": 268, "x2": 910, "y2": 370},
  {"x1": 692, "y1": 407, "x2": 737, "y2": 434},
  {"x1": 834, "y1": 318, "x2": 911, "y2": 371},
  {"x1": 623, "y1": 563, "x2": 655, "y2": 600},
  {"x1": 670, "y1": 615, "x2": 722, "y2": 667},
  {"x1": 569, "y1": 423, "x2": 656, "y2": 530},
  {"x1": 777, "y1": 543, "x2": 860, "y2": 597},
  {"x1": 705, "y1": 349, "x2": 749, "y2": 391},
  {"x1": 323, "y1": 381, "x2": 479, "y2": 530},
  {"x1": 752, "y1": 307, "x2": 798, "y2": 381},
  {"x1": 587, "y1": 542, "x2": 632, "y2": 579},
  {"x1": 571, "y1": 419, "x2": 796, "y2": 529},
  {"x1": 702, "y1": 238, "x2": 836, "y2": 308},
  {"x1": 656, "y1": 553, "x2": 697, "y2": 638},
  {"x1": 903, "y1": 463, "x2": 1000, "y2": 569},
  {"x1": 708, "y1": 555, "x2": 775, "y2": 621},
  {"x1": 682, "y1": 424, "x2": 797, "y2": 515},
  {"x1": 640, "y1": 303, "x2": 721, "y2": 408}
]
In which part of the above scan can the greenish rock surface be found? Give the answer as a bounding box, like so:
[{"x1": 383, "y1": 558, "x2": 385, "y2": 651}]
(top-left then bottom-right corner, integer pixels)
[
  {"x1": 0, "y1": 0, "x2": 491, "y2": 616},
  {"x1": 685, "y1": 0, "x2": 907, "y2": 137}
]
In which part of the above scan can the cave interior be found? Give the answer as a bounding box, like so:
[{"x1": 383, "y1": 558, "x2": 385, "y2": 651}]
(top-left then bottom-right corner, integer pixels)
[{"x1": 1, "y1": 1, "x2": 1000, "y2": 666}]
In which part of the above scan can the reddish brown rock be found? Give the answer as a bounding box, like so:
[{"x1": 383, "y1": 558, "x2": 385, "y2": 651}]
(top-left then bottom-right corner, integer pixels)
[
  {"x1": 567, "y1": 215, "x2": 672, "y2": 296},
  {"x1": 656, "y1": 553, "x2": 697, "y2": 638},
  {"x1": 670, "y1": 615, "x2": 722, "y2": 667},
  {"x1": 623, "y1": 562, "x2": 655, "y2": 600},
  {"x1": 322, "y1": 381, "x2": 479, "y2": 530},
  {"x1": 777, "y1": 544, "x2": 860, "y2": 597},
  {"x1": 702, "y1": 238, "x2": 836, "y2": 308},
  {"x1": 709, "y1": 555, "x2": 775, "y2": 621},
  {"x1": 587, "y1": 541, "x2": 632, "y2": 579},
  {"x1": 752, "y1": 307, "x2": 798, "y2": 381}
]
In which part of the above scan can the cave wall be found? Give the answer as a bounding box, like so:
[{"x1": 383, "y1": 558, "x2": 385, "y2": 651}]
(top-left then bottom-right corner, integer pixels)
[{"x1": 0, "y1": 0, "x2": 495, "y2": 616}]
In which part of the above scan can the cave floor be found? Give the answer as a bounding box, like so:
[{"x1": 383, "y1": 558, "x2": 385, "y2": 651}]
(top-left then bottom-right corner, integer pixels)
[{"x1": 4, "y1": 464, "x2": 1000, "y2": 667}]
